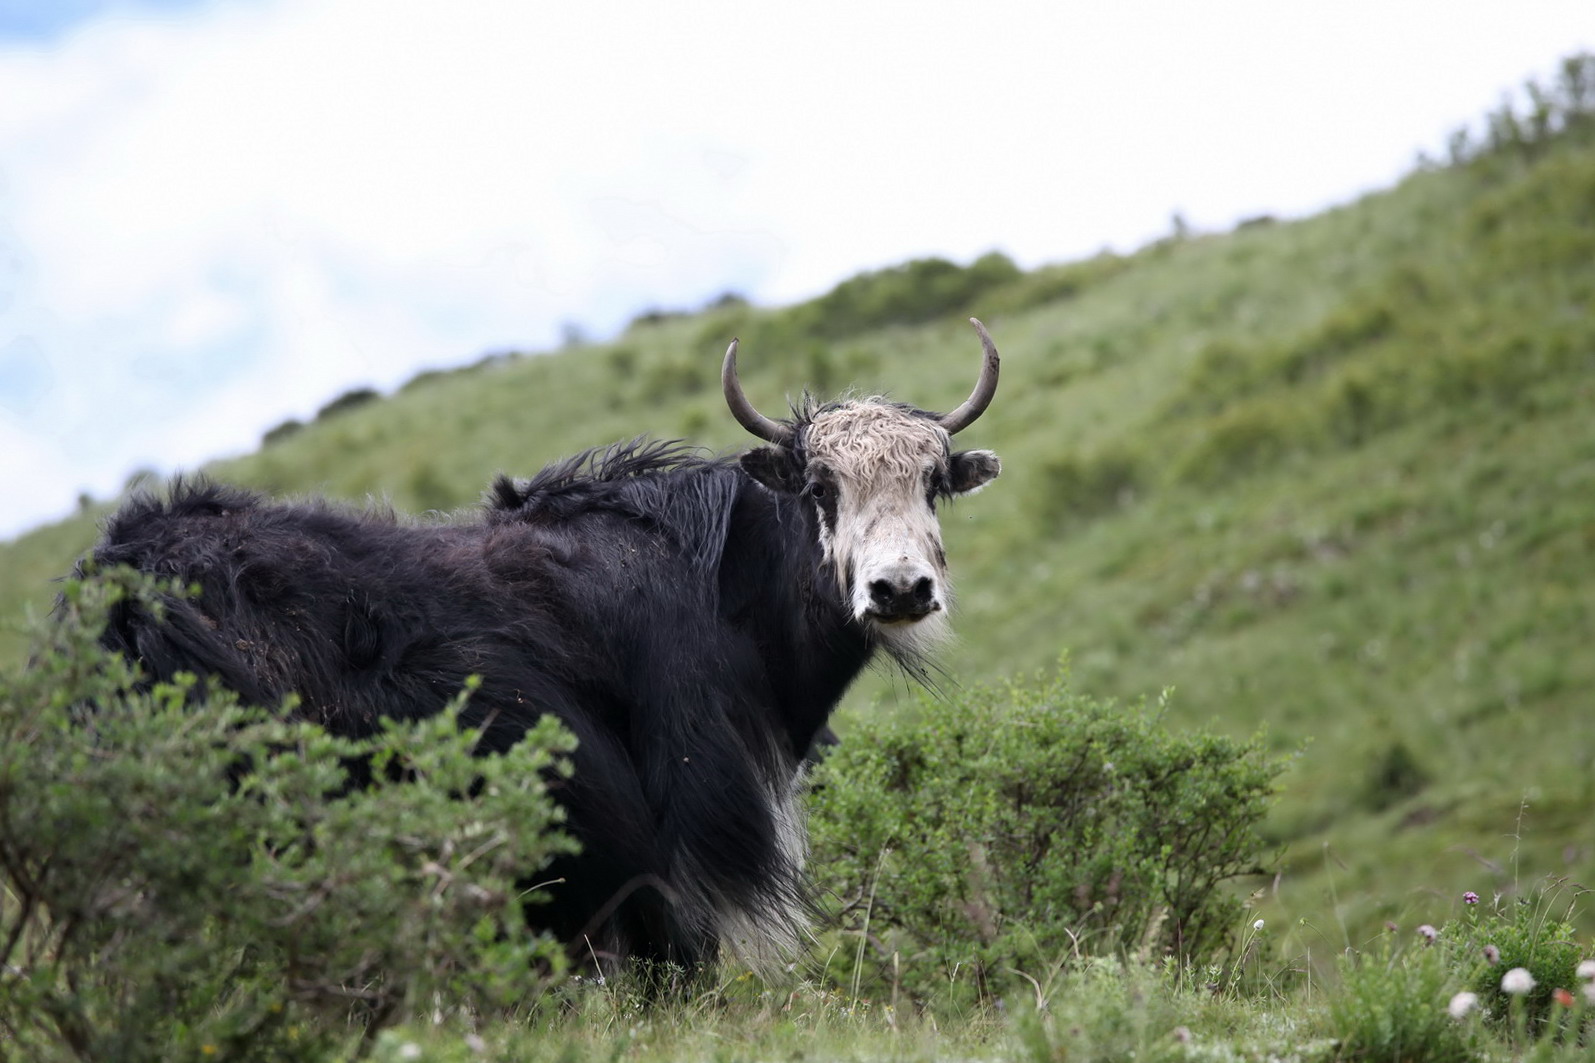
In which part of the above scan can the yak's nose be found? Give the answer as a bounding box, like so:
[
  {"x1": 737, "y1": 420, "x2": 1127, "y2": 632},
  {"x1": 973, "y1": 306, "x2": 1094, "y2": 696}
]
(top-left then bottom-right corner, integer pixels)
[{"x1": 866, "y1": 571, "x2": 939, "y2": 622}]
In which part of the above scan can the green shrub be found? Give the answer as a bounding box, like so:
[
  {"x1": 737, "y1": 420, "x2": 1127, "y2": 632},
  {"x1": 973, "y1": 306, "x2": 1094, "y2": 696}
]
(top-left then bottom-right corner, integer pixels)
[
  {"x1": 1175, "y1": 402, "x2": 1298, "y2": 485},
  {"x1": 777, "y1": 252, "x2": 1022, "y2": 340},
  {"x1": 261, "y1": 418, "x2": 305, "y2": 447},
  {"x1": 398, "y1": 368, "x2": 449, "y2": 393},
  {"x1": 1035, "y1": 448, "x2": 1142, "y2": 526},
  {"x1": 1010, "y1": 960, "x2": 1209, "y2": 1063},
  {"x1": 807, "y1": 676, "x2": 1283, "y2": 1009},
  {"x1": 1328, "y1": 937, "x2": 1480, "y2": 1063},
  {"x1": 316, "y1": 386, "x2": 382, "y2": 421},
  {"x1": 1440, "y1": 880, "x2": 1589, "y2": 1042},
  {"x1": 0, "y1": 569, "x2": 577, "y2": 1061},
  {"x1": 642, "y1": 357, "x2": 708, "y2": 397},
  {"x1": 1360, "y1": 737, "x2": 1431, "y2": 812},
  {"x1": 407, "y1": 459, "x2": 463, "y2": 512},
  {"x1": 980, "y1": 252, "x2": 1130, "y2": 317},
  {"x1": 605, "y1": 345, "x2": 639, "y2": 378}
]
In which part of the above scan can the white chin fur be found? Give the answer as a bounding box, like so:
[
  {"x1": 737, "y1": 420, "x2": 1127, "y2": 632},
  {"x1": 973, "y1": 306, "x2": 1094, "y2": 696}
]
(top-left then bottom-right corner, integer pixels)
[{"x1": 865, "y1": 609, "x2": 952, "y2": 663}]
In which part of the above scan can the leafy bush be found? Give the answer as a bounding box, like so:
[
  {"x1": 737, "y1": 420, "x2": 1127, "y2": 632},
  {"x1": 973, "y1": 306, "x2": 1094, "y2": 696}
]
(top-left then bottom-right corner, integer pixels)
[
  {"x1": 316, "y1": 386, "x2": 382, "y2": 421},
  {"x1": 776, "y1": 251, "x2": 1022, "y2": 341},
  {"x1": 1035, "y1": 447, "x2": 1142, "y2": 527},
  {"x1": 1442, "y1": 51, "x2": 1595, "y2": 168},
  {"x1": 261, "y1": 418, "x2": 305, "y2": 447},
  {"x1": 1010, "y1": 960, "x2": 1213, "y2": 1063},
  {"x1": 1324, "y1": 879, "x2": 1594, "y2": 1060},
  {"x1": 642, "y1": 356, "x2": 709, "y2": 397},
  {"x1": 398, "y1": 368, "x2": 450, "y2": 393},
  {"x1": 0, "y1": 569, "x2": 577, "y2": 1062},
  {"x1": 1328, "y1": 937, "x2": 1480, "y2": 1063},
  {"x1": 1359, "y1": 737, "x2": 1431, "y2": 812},
  {"x1": 1441, "y1": 880, "x2": 1589, "y2": 1042},
  {"x1": 807, "y1": 676, "x2": 1283, "y2": 1008},
  {"x1": 407, "y1": 459, "x2": 464, "y2": 512},
  {"x1": 1174, "y1": 401, "x2": 1299, "y2": 485},
  {"x1": 980, "y1": 251, "x2": 1130, "y2": 317}
]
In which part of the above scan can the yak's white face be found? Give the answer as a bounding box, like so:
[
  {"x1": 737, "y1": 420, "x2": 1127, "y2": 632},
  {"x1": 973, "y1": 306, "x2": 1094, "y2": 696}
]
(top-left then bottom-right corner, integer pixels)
[
  {"x1": 744, "y1": 399, "x2": 1000, "y2": 660},
  {"x1": 726, "y1": 317, "x2": 1002, "y2": 666}
]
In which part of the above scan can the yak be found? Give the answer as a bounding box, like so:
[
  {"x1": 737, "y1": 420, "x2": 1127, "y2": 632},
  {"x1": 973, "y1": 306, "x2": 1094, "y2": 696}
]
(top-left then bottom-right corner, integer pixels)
[{"x1": 83, "y1": 318, "x2": 1003, "y2": 973}]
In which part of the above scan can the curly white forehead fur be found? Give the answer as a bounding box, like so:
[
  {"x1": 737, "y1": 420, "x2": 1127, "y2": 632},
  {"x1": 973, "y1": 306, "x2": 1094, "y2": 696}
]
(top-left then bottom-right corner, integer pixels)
[{"x1": 803, "y1": 400, "x2": 948, "y2": 478}]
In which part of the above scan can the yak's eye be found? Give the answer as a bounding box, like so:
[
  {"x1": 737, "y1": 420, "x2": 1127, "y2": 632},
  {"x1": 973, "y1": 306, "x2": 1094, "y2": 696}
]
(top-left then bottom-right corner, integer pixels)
[{"x1": 809, "y1": 482, "x2": 828, "y2": 500}]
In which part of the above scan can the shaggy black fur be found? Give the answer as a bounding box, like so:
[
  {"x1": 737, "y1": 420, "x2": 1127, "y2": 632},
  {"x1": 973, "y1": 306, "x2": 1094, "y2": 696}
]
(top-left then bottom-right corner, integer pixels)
[{"x1": 85, "y1": 439, "x2": 874, "y2": 972}]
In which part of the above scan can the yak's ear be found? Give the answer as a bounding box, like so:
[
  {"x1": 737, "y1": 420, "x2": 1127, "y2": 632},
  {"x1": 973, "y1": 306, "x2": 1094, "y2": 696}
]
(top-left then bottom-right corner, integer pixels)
[
  {"x1": 740, "y1": 446, "x2": 804, "y2": 494},
  {"x1": 949, "y1": 449, "x2": 1001, "y2": 495}
]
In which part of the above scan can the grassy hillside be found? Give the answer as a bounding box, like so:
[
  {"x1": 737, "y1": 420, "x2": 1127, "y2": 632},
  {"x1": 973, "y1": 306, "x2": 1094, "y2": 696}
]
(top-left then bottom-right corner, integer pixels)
[{"x1": 3, "y1": 77, "x2": 1593, "y2": 972}]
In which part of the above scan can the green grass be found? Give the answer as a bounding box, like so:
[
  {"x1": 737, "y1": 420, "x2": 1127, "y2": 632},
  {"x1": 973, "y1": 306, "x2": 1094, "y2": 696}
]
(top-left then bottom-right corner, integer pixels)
[{"x1": 4, "y1": 71, "x2": 1595, "y2": 1061}]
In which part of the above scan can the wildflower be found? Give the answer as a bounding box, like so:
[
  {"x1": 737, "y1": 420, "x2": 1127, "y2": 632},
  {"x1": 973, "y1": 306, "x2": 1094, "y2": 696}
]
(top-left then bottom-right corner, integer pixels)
[
  {"x1": 1385, "y1": 921, "x2": 1399, "y2": 933},
  {"x1": 1553, "y1": 988, "x2": 1575, "y2": 1008},
  {"x1": 1252, "y1": 919, "x2": 1265, "y2": 931},
  {"x1": 1578, "y1": 959, "x2": 1595, "y2": 981},
  {"x1": 1416, "y1": 924, "x2": 1437, "y2": 944},
  {"x1": 1501, "y1": 967, "x2": 1536, "y2": 995},
  {"x1": 1483, "y1": 945, "x2": 1500, "y2": 965},
  {"x1": 1172, "y1": 1026, "x2": 1192, "y2": 1044},
  {"x1": 399, "y1": 1045, "x2": 423, "y2": 1061},
  {"x1": 1463, "y1": 891, "x2": 1479, "y2": 905},
  {"x1": 1447, "y1": 991, "x2": 1479, "y2": 1019}
]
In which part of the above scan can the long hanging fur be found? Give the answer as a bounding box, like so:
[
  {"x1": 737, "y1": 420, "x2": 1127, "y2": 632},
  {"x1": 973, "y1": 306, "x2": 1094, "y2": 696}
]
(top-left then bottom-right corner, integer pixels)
[
  {"x1": 83, "y1": 395, "x2": 996, "y2": 974},
  {"x1": 86, "y1": 442, "x2": 868, "y2": 972}
]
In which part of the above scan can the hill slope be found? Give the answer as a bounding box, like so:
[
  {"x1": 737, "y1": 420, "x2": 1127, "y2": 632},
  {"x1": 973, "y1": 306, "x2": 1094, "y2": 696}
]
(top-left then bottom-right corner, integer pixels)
[{"x1": 3, "y1": 108, "x2": 1592, "y2": 948}]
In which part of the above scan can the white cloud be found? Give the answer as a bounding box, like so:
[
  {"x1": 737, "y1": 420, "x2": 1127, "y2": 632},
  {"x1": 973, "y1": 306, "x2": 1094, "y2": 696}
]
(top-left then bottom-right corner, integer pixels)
[{"x1": 0, "y1": 0, "x2": 1591, "y2": 537}]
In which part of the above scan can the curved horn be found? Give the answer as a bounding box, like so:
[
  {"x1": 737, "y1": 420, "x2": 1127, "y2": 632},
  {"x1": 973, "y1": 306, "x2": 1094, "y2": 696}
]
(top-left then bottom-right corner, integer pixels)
[
  {"x1": 939, "y1": 318, "x2": 1001, "y2": 435},
  {"x1": 722, "y1": 339, "x2": 794, "y2": 446}
]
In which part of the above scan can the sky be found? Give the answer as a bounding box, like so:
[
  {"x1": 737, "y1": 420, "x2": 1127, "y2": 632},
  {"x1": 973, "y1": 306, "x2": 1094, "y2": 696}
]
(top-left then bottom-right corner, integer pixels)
[{"x1": 0, "y1": 0, "x2": 1590, "y2": 540}]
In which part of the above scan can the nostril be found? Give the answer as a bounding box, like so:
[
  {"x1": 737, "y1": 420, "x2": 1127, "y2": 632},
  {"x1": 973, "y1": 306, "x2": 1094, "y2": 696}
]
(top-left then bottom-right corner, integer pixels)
[
  {"x1": 912, "y1": 577, "x2": 934, "y2": 603},
  {"x1": 868, "y1": 579, "x2": 894, "y2": 605}
]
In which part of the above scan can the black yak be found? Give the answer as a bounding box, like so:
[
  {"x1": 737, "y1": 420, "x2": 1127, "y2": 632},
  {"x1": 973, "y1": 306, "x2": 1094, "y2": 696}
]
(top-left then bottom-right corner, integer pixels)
[{"x1": 85, "y1": 318, "x2": 1003, "y2": 973}]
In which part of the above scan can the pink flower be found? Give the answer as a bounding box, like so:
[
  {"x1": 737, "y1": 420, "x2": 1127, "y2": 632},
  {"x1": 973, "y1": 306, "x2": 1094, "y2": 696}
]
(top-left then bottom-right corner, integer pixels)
[
  {"x1": 1416, "y1": 924, "x2": 1438, "y2": 944},
  {"x1": 1463, "y1": 891, "x2": 1480, "y2": 905},
  {"x1": 1483, "y1": 945, "x2": 1500, "y2": 965},
  {"x1": 1552, "y1": 988, "x2": 1575, "y2": 1008}
]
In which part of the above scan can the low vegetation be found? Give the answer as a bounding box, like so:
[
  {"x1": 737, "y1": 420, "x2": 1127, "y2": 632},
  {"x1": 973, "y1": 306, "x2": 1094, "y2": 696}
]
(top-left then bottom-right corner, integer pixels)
[
  {"x1": 0, "y1": 571, "x2": 575, "y2": 1060},
  {"x1": 809, "y1": 678, "x2": 1282, "y2": 1009},
  {"x1": 7, "y1": 572, "x2": 1591, "y2": 1061}
]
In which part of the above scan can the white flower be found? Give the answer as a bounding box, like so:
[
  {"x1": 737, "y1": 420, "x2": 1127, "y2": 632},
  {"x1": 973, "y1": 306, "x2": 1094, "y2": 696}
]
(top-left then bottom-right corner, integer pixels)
[
  {"x1": 1501, "y1": 967, "x2": 1536, "y2": 995},
  {"x1": 1447, "y1": 991, "x2": 1480, "y2": 1019},
  {"x1": 399, "y1": 1045, "x2": 423, "y2": 1062},
  {"x1": 1577, "y1": 959, "x2": 1595, "y2": 981},
  {"x1": 1252, "y1": 919, "x2": 1265, "y2": 931}
]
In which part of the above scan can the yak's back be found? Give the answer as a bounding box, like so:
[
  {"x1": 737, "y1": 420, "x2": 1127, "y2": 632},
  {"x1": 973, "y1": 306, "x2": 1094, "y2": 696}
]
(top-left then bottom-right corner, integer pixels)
[{"x1": 88, "y1": 477, "x2": 600, "y2": 743}]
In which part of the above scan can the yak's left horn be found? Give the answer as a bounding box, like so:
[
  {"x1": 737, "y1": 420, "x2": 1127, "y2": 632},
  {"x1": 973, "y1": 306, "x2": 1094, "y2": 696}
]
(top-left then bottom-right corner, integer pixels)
[
  {"x1": 938, "y1": 318, "x2": 1000, "y2": 435},
  {"x1": 722, "y1": 339, "x2": 795, "y2": 446}
]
